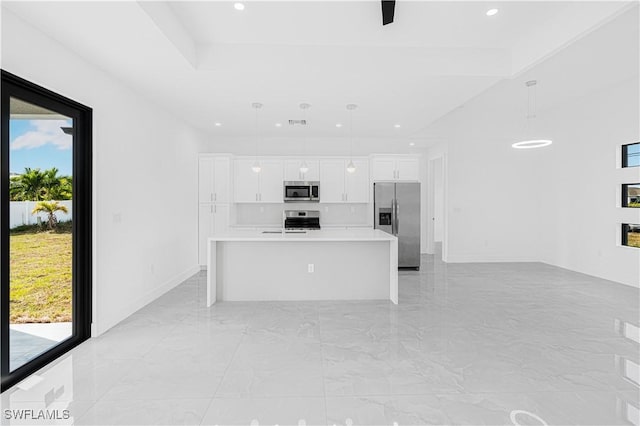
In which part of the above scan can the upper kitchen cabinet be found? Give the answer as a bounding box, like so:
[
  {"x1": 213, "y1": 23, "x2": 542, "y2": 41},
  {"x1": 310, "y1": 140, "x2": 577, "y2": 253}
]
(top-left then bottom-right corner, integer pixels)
[
  {"x1": 320, "y1": 158, "x2": 369, "y2": 203},
  {"x1": 198, "y1": 155, "x2": 231, "y2": 203},
  {"x1": 284, "y1": 159, "x2": 320, "y2": 181},
  {"x1": 233, "y1": 158, "x2": 283, "y2": 202},
  {"x1": 345, "y1": 159, "x2": 370, "y2": 203},
  {"x1": 371, "y1": 156, "x2": 420, "y2": 181},
  {"x1": 258, "y1": 159, "x2": 285, "y2": 202}
]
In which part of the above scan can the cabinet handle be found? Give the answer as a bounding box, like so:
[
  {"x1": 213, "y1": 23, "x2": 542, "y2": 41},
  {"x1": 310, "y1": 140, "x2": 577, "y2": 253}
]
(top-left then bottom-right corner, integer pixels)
[
  {"x1": 214, "y1": 193, "x2": 217, "y2": 202},
  {"x1": 345, "y1": 193, "x2": 348, "y2": 202},
  {"x1": 210, "y1": 205, "x2": 213, "y2": 213},
  {"x1": 214, "y1": 205, "x2": 217, "y2": 214},
  {"x1": 210, "y1": 193, "x2": 213, "y2": 202}
]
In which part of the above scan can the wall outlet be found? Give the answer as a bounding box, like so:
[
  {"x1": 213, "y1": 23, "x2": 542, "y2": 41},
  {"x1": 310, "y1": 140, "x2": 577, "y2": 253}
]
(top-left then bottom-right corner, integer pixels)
[
  {"x1": 324, "y1": 206, "x2": 329, "y2": 213},
  {"x1": 260, "y1": 206, "x2": 265, "y2": 213},
  {"x1": 308, "y1": 263, "x2": 314, "y2": 273},
  {"x1": 350, "y1": 206, "x2": 355, "y2": 214}
]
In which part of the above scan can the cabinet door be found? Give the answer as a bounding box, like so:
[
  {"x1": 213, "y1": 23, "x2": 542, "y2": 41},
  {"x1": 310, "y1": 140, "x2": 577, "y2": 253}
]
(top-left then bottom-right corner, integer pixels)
[
  {"x1": 213, "y1": 157, "x2": 230, "y2": 202},
  {"x1": 258, "y1": 159, "x2": 284, "y2": 202},
  {"x1": 198, "y1": 157, "x2": 214, "y2": 203},
  {"x1": 213, "y1": 204, "x2": 229, "y2": 235},
  {"x1": 345, "y1": 159, "x2": 370, "y2": 203},
  {"x1": 371, "y1": 158, "x2": 396, "y2": 181},
  {"x1": 198, "y1": 204, "x2": 214, "y2": 265},
  {"x1": 301, "y1": 160, "x2": 320, "y2": 181},
  {"x1": 396, "y1": 158, "x2": 420, "y2": 181},
  {"x1": 284, "y1": 160, "x2": 303, "y2": 181},
  {"x1": 320, "y1": 160, "x2": 346, "y2": 202},
  {"x1": 234, "y1": 159, "x2": 260, "y2": 202}
]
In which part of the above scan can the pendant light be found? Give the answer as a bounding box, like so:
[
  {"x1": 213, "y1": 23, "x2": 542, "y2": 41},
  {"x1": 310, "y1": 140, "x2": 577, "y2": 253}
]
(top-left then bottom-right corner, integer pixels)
[
  {"x1": 251, "y1": 102, "x2": 263, "y2": 172},
  {"x1": 346, "y1": 103, "x2": 357, "y2": 173},
  {"x1": 299, "y1": 103, "x2": 311, "y2": 174},
  {"x1": 512, "y1": 80, "x2": 552, "y2": 149}
]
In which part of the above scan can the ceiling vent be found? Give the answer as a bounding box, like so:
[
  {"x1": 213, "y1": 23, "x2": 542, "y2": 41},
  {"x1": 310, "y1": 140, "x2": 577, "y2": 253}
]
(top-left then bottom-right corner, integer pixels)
[{"x1": 289, "y1": 119, "x2": 307, "y2": 126}]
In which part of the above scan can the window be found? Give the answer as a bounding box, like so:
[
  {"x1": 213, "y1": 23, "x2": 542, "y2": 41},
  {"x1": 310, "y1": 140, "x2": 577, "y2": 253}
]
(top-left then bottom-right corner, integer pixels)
[
  {"x1": 622, "y1": 224, "x2": 640, "y2": 248},
  {"x1": 1, "y1": 70, "x2": 92, "y2": 392},
  {"x1": 622, "y1": 142, "x2": 640, "y2": 168},
  {"x1": 622, "y1": 184, "x2": 640, "y2": 208}
]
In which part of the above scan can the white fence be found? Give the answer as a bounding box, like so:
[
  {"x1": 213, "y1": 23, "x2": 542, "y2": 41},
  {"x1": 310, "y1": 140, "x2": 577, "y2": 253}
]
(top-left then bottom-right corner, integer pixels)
[{"x1": 10, "y1": 200, "x2": 73, "y2": 229}]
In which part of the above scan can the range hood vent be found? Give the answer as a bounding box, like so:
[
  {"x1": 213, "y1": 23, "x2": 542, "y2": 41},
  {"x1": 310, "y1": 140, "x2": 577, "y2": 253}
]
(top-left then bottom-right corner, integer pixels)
[{"x1": 288, "y1": 119, "x2": 307, "y2": 126}]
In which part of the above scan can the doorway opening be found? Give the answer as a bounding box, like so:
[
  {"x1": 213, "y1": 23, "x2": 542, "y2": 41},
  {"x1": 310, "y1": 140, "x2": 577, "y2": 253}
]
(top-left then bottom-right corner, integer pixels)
[
  {"x1": 1, "y1": 71, "x2": 92, "y2": 392},
  {"x1": 427, "y1": 155, "x2": 446, "y2": 262}
]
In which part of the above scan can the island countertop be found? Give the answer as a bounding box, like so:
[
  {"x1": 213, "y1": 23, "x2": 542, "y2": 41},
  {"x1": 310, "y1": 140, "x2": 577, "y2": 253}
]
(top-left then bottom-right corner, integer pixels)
[
  {"x1": 208, "y1": 228, "x2": 397, "y2": 242},
  {"x1": 206, "y1": 227, "x2": 398, "y2": 306}
]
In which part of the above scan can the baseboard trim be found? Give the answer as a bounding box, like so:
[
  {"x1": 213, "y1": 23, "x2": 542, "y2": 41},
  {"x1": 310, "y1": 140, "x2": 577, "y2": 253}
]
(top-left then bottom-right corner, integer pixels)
[
  {"x1": 93, "y1": 265, "x2": 201, "y2": 336},
  {"x1": 445, "y1": 254, "x2": 541, "y2": 263}
]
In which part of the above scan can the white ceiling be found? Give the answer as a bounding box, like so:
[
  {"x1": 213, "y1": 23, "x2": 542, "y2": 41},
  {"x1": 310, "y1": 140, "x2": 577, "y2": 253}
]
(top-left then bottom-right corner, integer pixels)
[{"x1": 2, "y1": 1, "x2": 634, "y2": 153}]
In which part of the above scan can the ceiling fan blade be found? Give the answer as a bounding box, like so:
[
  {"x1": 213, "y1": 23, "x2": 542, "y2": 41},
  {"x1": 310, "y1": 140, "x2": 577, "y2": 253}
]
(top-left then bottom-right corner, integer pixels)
[{"x1": 381, "y1": 0, "x2": 396, "y2": 25}]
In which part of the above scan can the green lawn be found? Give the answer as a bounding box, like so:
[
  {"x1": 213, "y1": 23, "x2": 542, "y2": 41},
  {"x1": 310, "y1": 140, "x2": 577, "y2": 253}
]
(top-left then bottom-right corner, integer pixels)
[{"x1": 10, "y1": 223, "x2": 72, "y2": 323}]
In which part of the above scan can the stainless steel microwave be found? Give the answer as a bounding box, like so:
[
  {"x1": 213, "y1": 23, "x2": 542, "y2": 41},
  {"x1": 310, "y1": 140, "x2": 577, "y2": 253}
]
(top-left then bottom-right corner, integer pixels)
[{"x1": 283, "y1": 181, "x2": 320, "y2": 202}]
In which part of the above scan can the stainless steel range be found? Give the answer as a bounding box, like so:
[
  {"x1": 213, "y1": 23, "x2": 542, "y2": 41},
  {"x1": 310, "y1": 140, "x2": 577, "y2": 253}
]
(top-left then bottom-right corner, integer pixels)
[{"x1": 283, "y1": 210, "x2": 321, "y2": 230}]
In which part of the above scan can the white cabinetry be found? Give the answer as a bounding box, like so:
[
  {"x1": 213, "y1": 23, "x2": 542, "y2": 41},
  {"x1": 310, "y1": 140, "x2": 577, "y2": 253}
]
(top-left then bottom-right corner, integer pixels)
[
  {"x1": 320, "y1": 158, "x2": 369, "y2": 203},
  {"x1": 198, "y1": 155, "x2": 231, "y2": 265},
  {"x1": 199, "y1": 156, "x2": 230, "y2": 203},
  {"x1": 284, "y1": 159, "x2": 320, "y2": 181},
  {"x1": 198, "y1": 204, "x2": 229, "y2": 265},
  {"x1": 371, "y1": 156, "x2": 419, "y2": 181},
  {"x1": 234, "y1": 158, "x2": 284, "y2": 202}
]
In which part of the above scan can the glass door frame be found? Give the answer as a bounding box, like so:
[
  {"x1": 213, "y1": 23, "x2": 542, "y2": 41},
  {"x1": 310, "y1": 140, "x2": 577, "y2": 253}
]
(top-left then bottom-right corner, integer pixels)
[{"x1": 1, "y1": 70, "x2": 92, "y2": 392}]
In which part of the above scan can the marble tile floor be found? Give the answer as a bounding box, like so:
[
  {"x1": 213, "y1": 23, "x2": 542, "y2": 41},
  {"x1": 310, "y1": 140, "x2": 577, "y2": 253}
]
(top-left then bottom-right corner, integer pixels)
[{"x1": 1, "y1": 253, "x2": 639, "y2": 425}]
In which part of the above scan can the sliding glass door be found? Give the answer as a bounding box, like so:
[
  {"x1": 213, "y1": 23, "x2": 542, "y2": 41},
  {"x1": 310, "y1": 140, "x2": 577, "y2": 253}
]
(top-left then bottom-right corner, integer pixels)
[{"x1": 1, "y1": 71, "x2": 92, "y2": 392}]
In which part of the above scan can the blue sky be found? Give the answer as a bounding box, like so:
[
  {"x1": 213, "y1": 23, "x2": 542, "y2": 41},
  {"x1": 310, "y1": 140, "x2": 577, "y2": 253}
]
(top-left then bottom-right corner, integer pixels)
[{"x1": 9, "y1": 118, "x2": 73, "y2": 176}]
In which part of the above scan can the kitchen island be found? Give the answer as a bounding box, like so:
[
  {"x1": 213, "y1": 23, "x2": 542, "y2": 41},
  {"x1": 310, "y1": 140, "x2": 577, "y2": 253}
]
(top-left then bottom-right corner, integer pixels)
[{"x1": 206, "y1": 228, "x2": 398, "y2": 306}]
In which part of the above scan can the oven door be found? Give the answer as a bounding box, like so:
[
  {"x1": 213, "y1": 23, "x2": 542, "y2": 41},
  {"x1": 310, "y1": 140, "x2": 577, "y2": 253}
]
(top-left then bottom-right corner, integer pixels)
[{"x1": 284, "y1": 184, "x2": 311, "y2": 201}]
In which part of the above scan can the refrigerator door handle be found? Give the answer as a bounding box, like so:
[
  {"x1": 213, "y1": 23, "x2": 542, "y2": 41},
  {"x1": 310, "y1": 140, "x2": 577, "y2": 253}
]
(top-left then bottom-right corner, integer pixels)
[
  {"x1": 391, "y1": 199, "x2": 397, "y2": 235},
  {"x1": 396, "y1": 201, "x2": 400, "y2": 234}
]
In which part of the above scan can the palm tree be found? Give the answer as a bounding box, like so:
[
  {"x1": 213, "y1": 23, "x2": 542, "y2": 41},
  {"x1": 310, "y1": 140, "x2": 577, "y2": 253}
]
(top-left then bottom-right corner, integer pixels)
[
  {"x1": 43, "y1": 168, "x2": 72, "y2": 200},
  {"x1": 32, "y1": 201, "x2": 68, "y2": 230},
  {"x1": 10, "y1": 168, "x2": 47, "y2": 201},
  {"x1": 9, "y1": 167, "x2": 72, "y2": 201}
]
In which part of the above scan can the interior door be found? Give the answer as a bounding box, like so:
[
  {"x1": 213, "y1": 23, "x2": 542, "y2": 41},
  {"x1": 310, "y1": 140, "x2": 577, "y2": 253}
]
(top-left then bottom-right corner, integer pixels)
[
  {"x1": 1, "y1": 71, "x2": 92, "y2": 392},
  {"x1": 395, "y1": 182, "x2": 421, "y2": 268}
]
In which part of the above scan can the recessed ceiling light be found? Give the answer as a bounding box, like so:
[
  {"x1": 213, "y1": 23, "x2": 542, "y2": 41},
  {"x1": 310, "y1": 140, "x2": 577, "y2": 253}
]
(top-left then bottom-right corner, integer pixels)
[
  {"x1": 512, "y1": 139, "x2": 553, "y2": 149},
  {"x1": 234, "y1": 2, "x2": 245, "y2": 11},
  {"x1": 336, "y1": 123, "x2": 343, "y2": 128},
  {"x1": 409, "y1": 142, "x2": 415, "y2": 146},
  {"x1": 275, "y1": 123, "x2": 282, "y2": 127},
  {"x1": 214, "y1": 122, "x2": 222, "y2": 127},
  {"x1": 394, "y1": 124, "x2": 401, "y2": 128},
  {"x1": 486, "y1": 8, "x2": 498, "y2": 16}
]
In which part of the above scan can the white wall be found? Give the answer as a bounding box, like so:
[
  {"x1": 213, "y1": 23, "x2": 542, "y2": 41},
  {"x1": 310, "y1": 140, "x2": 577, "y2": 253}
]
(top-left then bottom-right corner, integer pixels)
[
  {"x1": 425, "y1": 7, "x2": 640, "y2": 287},
  {"x1": 2, "y1": 9, "x2": 207, "y2": 334}
]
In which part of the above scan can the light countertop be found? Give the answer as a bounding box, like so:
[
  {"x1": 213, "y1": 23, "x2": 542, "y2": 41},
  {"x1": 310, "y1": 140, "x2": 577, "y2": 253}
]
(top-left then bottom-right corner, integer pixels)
[{"x1": 208, "y1": 228, "x2": 397, "y2": 242}]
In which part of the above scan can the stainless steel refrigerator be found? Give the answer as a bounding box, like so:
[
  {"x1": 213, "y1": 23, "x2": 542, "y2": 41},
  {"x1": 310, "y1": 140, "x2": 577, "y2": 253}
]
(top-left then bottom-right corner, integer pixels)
[{"x1": 374, "y1": 182, "x2": 421, "y2": 269}]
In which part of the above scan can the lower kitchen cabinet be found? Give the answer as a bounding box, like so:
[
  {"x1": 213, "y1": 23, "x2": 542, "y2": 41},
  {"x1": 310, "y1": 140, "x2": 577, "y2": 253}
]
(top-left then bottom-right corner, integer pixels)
[{"x1": 198, "y1": 203, "x2": 229, "y2": 265}]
